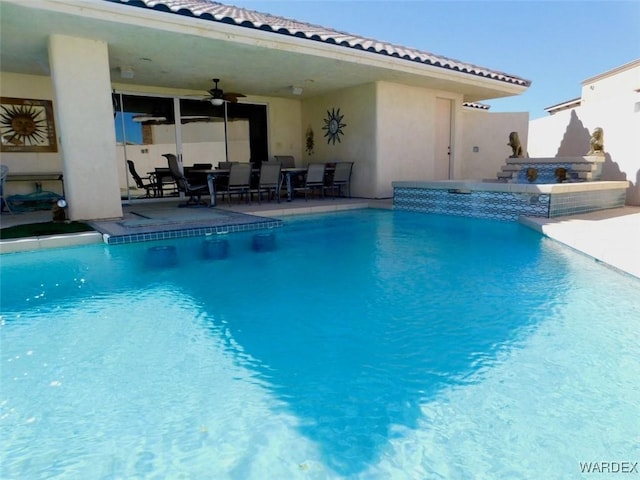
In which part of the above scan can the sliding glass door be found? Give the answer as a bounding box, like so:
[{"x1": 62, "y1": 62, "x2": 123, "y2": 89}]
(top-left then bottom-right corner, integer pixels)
[
  {"x1": 114, "y1": 92, "x2": 268, "y2": 201},
  {"x1": 114, "y1": 94, "x2": 177, "y2": 201}
]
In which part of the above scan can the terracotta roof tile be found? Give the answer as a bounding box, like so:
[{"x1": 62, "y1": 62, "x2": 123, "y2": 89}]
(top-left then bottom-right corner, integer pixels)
[{"x1": 107, "y1": 0, "x2": 531, "y2": 87}]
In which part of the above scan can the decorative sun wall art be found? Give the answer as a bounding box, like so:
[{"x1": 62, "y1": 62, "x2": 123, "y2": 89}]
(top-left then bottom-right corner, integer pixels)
[
  {"x1": 322, "y1": 107, "x2": 346, "y2": 144},
  {"x1": 0, "y1": 97, "x2": 58, "y2": 152}
]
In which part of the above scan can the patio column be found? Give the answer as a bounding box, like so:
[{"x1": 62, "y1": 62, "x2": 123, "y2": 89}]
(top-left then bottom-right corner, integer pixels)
[{"x1": 48, "y1": 34, "x2": 122, "y2": 221}]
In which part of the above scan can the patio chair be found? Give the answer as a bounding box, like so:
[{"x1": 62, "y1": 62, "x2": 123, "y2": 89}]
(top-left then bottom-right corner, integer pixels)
[
  {"x1": 223, "y1": 162, "x2": 252, "y2": 205},
  {"x1": 1, "y1": 164, "x2": 14, "y2": 214},
  {"x1": 217, "y1": 161, "x2": 236, "y2": 169},
  {"x1": 164, "y1": 153, "x2": 209, "y2": 207},
  {"x1": 273, "y1": 155, "x2": 296, "y2": 168},
  {"x1": 151, "y1": 167, "x2": 176, "y2": 197},
  {"x1": 292, "y1": 163, "x2": 326, "y2": 200},
  {"x1": 192, "y1": 163, "x2": 213, "y2": 170},
  {"x1": 251, "y1": 161, "x2": 281, "y2": 204},
  {"x1": 324, "y1": 161, "x2": 354, "y2": 198},
  {"x1": 184, "y1": 163, "x2": 212, "y2": 185},
  {"x1": 126, "y1": 160, "x2": 156, "y2": 198}
]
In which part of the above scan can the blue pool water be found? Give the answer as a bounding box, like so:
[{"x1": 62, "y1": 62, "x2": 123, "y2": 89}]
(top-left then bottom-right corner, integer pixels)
[{"x1": 1, "y1": 209, "x2": 639, "y2": 479}]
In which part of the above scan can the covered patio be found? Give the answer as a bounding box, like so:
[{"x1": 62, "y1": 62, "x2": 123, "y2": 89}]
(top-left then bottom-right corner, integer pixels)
[{"x1": 0, "y1": 0, "x2": 530, "y2": 223}]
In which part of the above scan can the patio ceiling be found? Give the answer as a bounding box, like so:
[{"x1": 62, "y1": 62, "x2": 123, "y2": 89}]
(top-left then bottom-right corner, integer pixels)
[{"x1": 0, "y1": 0, "x2": 530, "y2": 103}]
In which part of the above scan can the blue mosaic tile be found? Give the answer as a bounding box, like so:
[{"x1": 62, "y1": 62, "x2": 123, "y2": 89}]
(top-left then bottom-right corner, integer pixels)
[
  {"x1": 549, "y1": 189, "x2": 626, "y2": 217},
  {"x1": 514, "y1": 163, "x2": 580, "y2": 183},
  {"x1": 394, "y1": 188, "x2": 550, "y2": 221},
  {"x1": 394, "y1": 186, "x2": 626, "y2": 222},
  {"x1": 105, "y1": 219, "x2": 283, "y2": 245}
]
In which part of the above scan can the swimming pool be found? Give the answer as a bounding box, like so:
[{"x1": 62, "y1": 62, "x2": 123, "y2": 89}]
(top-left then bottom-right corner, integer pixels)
[{"x1": 2, "y1": 209, "x2": 639, "y2": 479}]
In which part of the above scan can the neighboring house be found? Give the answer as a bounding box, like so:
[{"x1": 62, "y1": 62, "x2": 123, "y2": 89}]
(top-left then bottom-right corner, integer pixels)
[
  {"x1": 0, "y1": 0, "x2": 530, "y2": 221},
  {"x1": 529, "y1": 59, "x2": 640, "y2": 205}
]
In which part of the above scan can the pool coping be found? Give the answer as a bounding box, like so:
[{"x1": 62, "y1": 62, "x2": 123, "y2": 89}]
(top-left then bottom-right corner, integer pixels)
[
  {"x1": 0, "y1": 200, "x2": 375, "y2": 254},
  {"x1": 392, "y1": 179, "x2": 629, "y2": 194},
  {"x1": 0, "y1": 231, "x2": 104, "y2": 254},
  {"x1": 519, "y1": 207, "x2": 640, "y2": 280},
  {"x1": 2, "y1": 202, "x2": 638, "y2": 282}
]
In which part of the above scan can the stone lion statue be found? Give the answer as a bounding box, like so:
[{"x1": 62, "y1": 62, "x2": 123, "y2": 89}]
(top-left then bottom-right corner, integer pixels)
[
  {"x1": 587, "y1": 127, "x2": 604, "y2": 155},
  {"x1": 507, "y1": 131, "x2": 524, "y2": 158}
]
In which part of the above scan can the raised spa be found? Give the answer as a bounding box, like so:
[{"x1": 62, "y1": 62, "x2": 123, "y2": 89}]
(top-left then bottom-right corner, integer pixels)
[{"x1": 393, "y1": 156, "x2": 629, "y2": 221}]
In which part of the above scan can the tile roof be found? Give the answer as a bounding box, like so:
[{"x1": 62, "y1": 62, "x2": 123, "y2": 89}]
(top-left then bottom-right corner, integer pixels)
[
  {"x1": 107, "y1": 0, "x2": 531, "y2": 87},
  {"x1": 462, "y1": 102, "x2": 491, "y2": 110}
]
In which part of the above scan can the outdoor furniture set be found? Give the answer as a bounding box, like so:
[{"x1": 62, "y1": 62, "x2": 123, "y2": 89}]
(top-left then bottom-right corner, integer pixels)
[{"x1": 148, "y1": 154, "x2": 353, "y2": 207}]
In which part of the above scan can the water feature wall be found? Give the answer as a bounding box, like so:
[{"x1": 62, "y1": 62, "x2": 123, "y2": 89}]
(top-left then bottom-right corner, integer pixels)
[
  {"x1": 393, "y1": 180, "x2": 629, "y2": 221},
  {"x1": 393, "y1": 152, "x2": 628, "y2": 221},
  {"x1": 497, "y1": 156, "x2": 604, "y2": 184}
]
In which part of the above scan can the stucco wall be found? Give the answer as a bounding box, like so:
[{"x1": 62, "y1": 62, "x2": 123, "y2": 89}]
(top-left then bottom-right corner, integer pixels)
[
  {"x1": 459, "y1": 110, "x2": 530, "y2": 180},
  {"x1": 301, "y1": 81, "x2": 469, "y2": 199},
  {"x1": 299, "y1": 81, "x2": 503, "y2": 198},
  {"x1": 529, "y1": 61, "x2": 640, "y2": 205},
  {"x1": 527, "y1": 109, "x2": 573, "y2": 157},
  {"x1": 376, "y1": 82, "x2": 435, "y2": 187},
  {"x1": 262, "y1": 96, "x2": 303, "y2": 161},
  {"x1": 301, "y1": 83, "x2": 377, "y2": 197},
  {"x1": 0, "y1": 72, "x2": 63, "y2": 195},
  {"x1": 49, "y1": 34, "x2": 123, "y2": 221}
]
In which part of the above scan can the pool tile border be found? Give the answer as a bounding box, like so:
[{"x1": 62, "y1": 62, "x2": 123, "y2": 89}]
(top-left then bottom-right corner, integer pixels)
[{"x1": 103, "y1": 218, "x2": 283, "y2": 245}]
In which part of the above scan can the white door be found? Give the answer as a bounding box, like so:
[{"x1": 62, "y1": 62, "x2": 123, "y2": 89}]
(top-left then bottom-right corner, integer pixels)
[{"x1": 434, "y1": 98, "x2": 453, "y2": 180}]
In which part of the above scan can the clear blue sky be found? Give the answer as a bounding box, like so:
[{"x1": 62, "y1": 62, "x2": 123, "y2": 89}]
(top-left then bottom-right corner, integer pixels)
[{"x1": 226, "y1": 0, "x2": 640, "y2": 119}]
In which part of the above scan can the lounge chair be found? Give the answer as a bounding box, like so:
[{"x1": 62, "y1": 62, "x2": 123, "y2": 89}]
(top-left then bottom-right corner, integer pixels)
[{"x1": 164, "y1": 153, "x2": 209, "y2": 207}]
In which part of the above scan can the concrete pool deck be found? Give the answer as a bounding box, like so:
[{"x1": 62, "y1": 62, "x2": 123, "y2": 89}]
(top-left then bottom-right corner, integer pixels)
[
  {"x1": 1, "y1": 200, "x2": 638, "y2": 280},
  {"x1": 520, "y1": 206, "x2": 640, "y2": 280},
  {"x1": 0, "y1": 198, "x2": 381, "y2": 252}
]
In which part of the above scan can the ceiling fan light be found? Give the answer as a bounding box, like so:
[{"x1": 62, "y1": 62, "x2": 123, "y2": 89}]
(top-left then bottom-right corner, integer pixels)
[{"x1": 210, "y1": 98, "x2": 224, "y2": 106}]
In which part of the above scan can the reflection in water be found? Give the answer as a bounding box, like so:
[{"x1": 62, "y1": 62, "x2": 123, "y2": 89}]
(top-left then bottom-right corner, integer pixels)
[
  {"x1": 185, "y1": 211, "x2": 569, "y2": 475},
  {"x1": 4, "y1": 211, "x2": 637, "y2": 478}
]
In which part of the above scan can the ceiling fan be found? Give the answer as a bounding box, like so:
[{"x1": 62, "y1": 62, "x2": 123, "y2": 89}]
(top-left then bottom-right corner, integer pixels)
[{"x1": 205, "y1": 78, "x2": 246, "y2": 105}]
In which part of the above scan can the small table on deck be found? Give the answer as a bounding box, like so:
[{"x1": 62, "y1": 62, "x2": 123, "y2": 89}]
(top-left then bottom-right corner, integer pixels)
[{"x1": 6, "y1": 172, "x2": 65, "y2": 196}]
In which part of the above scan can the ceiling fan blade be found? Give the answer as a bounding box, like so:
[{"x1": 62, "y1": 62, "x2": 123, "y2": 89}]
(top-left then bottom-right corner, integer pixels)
[{"x1": 223, "y1": 92, "x2": 246, "y2": 103}]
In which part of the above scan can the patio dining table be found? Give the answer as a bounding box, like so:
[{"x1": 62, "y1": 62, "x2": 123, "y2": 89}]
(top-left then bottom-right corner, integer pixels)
[
  {"x1": 192, "y1": 165, "x2": 333, "y2": 206},
  {"x1": 188, "y1": 168, "x2": 258, "y2": 207}
]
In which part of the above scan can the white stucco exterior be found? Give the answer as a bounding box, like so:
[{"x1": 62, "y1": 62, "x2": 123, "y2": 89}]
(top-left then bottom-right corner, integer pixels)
[
  {"x1": 49, "y1": 34, "x2": 123, "y2": 220},
  {"x1": 0, "y1": 0, "x2": 532, "y2": 219},
  {"x1": 529, "y1": 59, "x2": 640, "y2": 205},
  {"x1": 459, "y1": 109, "x2": 530, "y2": 180}
]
